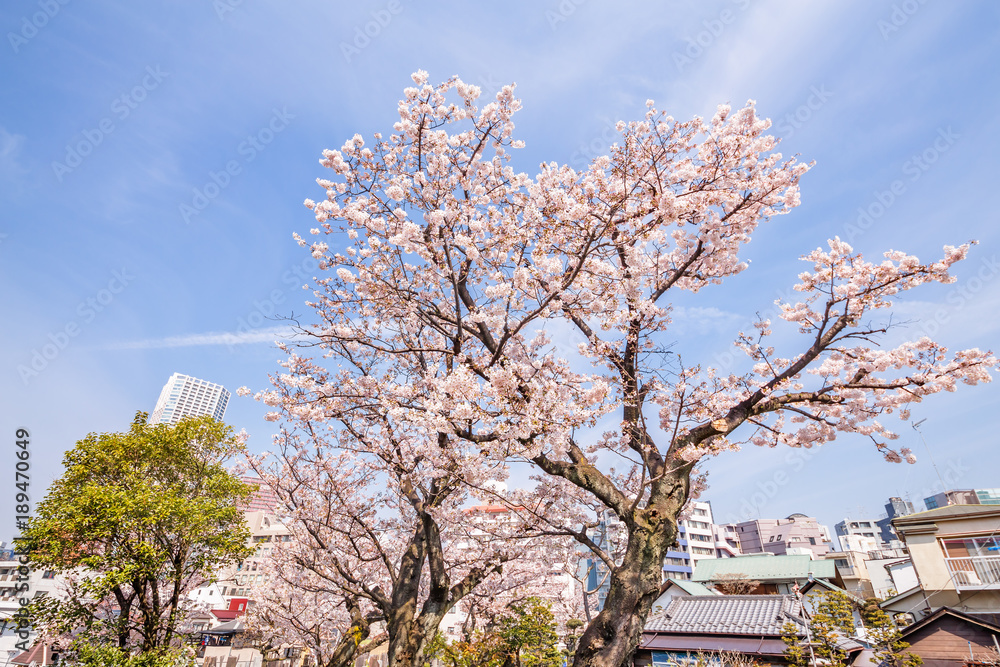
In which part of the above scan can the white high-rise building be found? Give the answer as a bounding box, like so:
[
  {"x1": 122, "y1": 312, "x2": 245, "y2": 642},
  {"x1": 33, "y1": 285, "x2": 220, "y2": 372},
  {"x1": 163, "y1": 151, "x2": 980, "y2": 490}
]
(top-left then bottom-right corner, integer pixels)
[{"x1": 149, "y1": 373, "x2": 230, "y2": 424}]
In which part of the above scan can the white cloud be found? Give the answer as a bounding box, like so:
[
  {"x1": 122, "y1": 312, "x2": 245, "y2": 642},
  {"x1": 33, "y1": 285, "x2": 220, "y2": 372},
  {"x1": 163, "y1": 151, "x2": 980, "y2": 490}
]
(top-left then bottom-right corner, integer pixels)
[{"x1": 105, "y1": 325, "x2": 302, "y2": 349}]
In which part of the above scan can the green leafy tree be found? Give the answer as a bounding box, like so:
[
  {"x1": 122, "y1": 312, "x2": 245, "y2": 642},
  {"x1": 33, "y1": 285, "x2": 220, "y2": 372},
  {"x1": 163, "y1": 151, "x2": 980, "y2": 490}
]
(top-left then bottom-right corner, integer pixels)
[
  {"x1": 563, "y1": 619, "x2": 584, "y2": 661},
  {"x1": 782, "y1": 591, "x2": 856, "y2": 667},
  {"x1": 425, "y1": 598, "x2": 562, "y2": 667},
  {"x1": 498, "y1": 599, "x2": 562, "y2": 667},
  {"x1": 17, "y1": 412, "x2": 253, "y2": 656},
  {"x1": 860, "y1": 599, "x2": 922, "y2": 667}
]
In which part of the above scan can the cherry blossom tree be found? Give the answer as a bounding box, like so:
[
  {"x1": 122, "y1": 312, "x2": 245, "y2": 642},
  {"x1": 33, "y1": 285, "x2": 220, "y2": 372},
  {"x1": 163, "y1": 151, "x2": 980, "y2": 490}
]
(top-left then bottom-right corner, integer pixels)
[
  {"x1": 244, "y1": 422, "x2": 570, "y2": 667},
  {"x1": 269, "y1": 71, "x2": 996, "y2": 667}
]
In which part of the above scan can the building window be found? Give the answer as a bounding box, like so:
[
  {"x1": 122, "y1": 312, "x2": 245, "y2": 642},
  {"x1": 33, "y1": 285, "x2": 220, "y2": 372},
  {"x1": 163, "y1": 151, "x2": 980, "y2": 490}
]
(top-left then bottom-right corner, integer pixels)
[
  {"x1": 941, "y1": 536, "x2": 1000, "y2": 558},
  {"x1": 809, "y1": 537, "x2": 816, "y2": 545}
]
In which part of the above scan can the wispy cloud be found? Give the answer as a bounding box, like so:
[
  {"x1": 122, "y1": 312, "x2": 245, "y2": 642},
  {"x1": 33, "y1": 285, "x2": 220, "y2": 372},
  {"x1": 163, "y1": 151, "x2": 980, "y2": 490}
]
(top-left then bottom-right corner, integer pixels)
[
  {"x1": 105, "y1": 325, "x2": 301, "y2": 350},
  {"x1": 0, "y1": 126, "x2": 29, "y2": 195}
]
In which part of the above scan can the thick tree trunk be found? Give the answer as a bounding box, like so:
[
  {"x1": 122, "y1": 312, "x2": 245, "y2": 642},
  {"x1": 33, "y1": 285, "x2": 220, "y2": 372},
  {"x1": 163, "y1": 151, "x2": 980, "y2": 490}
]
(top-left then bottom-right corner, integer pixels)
[{"x1": 572, "y1": 507, "x2": 680, "y2": 667}]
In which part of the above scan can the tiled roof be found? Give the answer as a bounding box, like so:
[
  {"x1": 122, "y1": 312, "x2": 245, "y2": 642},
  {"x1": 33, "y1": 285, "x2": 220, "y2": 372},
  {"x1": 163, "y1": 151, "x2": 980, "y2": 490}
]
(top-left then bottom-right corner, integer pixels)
[
  {"x1": 664, "y1": 579, "x2": 718, "y2": 596},
  {"x1": 645, "y1": 595, "x2": 806, "y2": 636},
  {"x1": 11, "y1": 643, "x2": 55, "y2": 666},
  {"x1": 692, "y1": 554, "x2": 836, "y2": 582}
]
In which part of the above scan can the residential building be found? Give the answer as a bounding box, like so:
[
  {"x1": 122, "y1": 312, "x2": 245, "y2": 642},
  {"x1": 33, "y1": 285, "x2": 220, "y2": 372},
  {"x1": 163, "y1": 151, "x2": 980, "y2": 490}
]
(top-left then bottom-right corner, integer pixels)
[
  {"x1": 0, "y1": 546, "x2": 63, "y2": 665},
  {"x1": 650, "y1": 579, "x2": 718, "y2": 614},
  {"x1": 835, "y1": 517, "x2": 882, "y2": 546},
  {"x1": 198, "y1": 619, "x2": 313, "y2": 667},
  {"x1": 189, "y1": 478, "x2": 290, "y2": 607},
  {"x1": 881, "y1": 504, "x2": 1000, "y2": 622},
  {"x1": 635, "y1": 595, "x2": 865, "y2": 666},
  {"x1": 149, "y1": 372, "x2": 230, "y2": 424},
  {"x1": 218, "y1": 509, "x2": 291, "y2": 601},
  {"x1": 822, "y1": 531, "x2": 911, "y2": 599},
  {"x1": 733, "y1": 513, "x2": 833, "y2": 558},
  {"x1": 876, "y1": 496, "x2": 915, "y2": 544},
  {"x1": 657, "y1": 502, "x2": 742, "y2": 584},
  {"x1": 692, "y1": 553, "x2": 836, "y2": 595},
  {"x1": 924, "y1": 487, "x2": 1000, "y2": 511}
]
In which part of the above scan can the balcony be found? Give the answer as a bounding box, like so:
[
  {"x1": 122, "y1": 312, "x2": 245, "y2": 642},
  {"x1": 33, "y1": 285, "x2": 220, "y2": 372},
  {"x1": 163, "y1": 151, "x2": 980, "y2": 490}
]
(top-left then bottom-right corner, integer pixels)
[{"x1": 945, "y1": 555, "x2": 1000, "y2": 590}]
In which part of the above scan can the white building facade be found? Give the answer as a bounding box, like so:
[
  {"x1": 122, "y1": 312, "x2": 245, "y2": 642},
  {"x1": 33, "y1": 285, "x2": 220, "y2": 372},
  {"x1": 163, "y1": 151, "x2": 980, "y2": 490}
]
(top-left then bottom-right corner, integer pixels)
[{"x1": 149, "y1": 373, "x2": 230, "y2": 424}]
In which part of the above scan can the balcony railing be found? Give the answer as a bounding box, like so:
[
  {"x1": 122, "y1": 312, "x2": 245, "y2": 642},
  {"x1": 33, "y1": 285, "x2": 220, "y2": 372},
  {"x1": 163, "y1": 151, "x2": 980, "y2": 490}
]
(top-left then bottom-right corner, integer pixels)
[{"x1": 945, "y1": 555, "x2": 1000, "y2": 590}]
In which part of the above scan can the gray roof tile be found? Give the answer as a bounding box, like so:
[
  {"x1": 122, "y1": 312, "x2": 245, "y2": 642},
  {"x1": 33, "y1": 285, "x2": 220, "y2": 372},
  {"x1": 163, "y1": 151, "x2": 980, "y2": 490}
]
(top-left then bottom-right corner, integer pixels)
[{"x1": 644, "y1": 595, "x2": 806, "y2": 636}]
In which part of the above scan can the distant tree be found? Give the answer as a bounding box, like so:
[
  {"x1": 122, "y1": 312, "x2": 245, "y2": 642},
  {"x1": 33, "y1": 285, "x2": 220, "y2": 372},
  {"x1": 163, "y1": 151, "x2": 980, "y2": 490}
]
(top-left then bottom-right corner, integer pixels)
[
  {"x1": 497, "y1": 598, "x2": 563, "y2": 667},
  {"x1": 425, "y1": 598, "x2": 561, "y2": 667},
  {"x1": 860, "y1": 598, "x2": 922, "y2": 667},
  {"x1": 563, "y1": 618, "x2": 585, "y2": 660},
  {"x1": 783, "y1": 590, "x2": 856, "y2": 667},
  {"x1": 17, "y1": 412, "x2": 252, "y2": 657},
  {"x1": 714, "y1": 573, "x2": 761, "y2": 596}
]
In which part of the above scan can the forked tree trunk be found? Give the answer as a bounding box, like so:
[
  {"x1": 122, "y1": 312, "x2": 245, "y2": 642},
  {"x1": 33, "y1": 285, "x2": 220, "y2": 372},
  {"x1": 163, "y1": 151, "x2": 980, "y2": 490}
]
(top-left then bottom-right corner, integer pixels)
[{"x1": 572, "y1": 476, "x2": 689, "y2": 667}]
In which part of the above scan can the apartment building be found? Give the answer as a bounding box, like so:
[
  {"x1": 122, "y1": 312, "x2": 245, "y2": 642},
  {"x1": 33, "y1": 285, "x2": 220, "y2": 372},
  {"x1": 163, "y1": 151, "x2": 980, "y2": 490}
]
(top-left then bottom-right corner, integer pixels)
[
  {"x1": 0, "y1": 546, "x2": 63, "y2": 665},
  {"x1": 149, "y1": 373, "x2": 230, "y2": 424},
  {"x1": 733, "y1": 513, "x2": 833, "y2": 558},
  {"x1": 924, "y1": 488, "x2": 1000, "y2": 511},
  {"x1": 665, "y1": 501, "x2": 741, "y2": 582}
]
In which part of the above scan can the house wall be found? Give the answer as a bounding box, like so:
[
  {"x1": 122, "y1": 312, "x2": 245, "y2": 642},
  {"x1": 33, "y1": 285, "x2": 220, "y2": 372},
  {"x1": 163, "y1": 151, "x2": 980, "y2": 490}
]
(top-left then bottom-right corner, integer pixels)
[
  {"x1": 202, "y1": 646, "x2": 262, "y2": 667},
  {"x1": 905, "y1": 616, "x2": 1000, "y2": 667},
  {"x1": 866, "y1": 557, "x2": 913, "y2": 598},
  {"x1": 901, "y1": 513, "x2": 1000, "y2": 591}
]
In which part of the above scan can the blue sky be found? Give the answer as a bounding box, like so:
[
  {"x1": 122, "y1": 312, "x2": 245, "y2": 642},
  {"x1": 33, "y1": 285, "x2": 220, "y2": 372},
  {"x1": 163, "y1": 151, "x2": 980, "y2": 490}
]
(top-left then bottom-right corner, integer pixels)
[{"x1": 2, "y1": 0, "x2": 998, "y2": 543}]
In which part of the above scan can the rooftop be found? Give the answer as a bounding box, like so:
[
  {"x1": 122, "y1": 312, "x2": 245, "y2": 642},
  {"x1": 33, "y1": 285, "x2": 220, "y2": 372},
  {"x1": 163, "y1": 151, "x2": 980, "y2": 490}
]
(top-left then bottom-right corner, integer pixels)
[
  {"x1": 692, "y1": 554, "x2": 836, "y2": 582},
  {"x1": 645, "y1": 595, "x2": 805, "y2": 636},
  {"x1": 893, "y1": 503, "x2": 1000, "y2": 525}
]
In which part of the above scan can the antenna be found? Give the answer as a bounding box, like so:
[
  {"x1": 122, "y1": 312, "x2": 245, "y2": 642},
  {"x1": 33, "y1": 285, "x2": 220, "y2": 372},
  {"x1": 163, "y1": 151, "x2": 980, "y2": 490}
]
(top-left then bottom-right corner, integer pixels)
[{"x1": 911, "y1": 419, "x2": 947, "y2": 494}]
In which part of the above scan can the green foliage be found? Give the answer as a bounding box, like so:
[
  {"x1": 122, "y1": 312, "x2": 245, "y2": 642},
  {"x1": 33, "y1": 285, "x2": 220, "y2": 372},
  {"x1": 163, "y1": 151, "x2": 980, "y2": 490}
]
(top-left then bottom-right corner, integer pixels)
[
  {"x1": 70, "y1": 643, "x2": 196, "y2": 667},
  {"x1": 17, "y1": 412, "x2": 253, "y2": 651},
  {"x1": 782, "y1": 590, "x2": 856, "y2": 667},
  {"x1": 425, "y1": 598, "x2": 562, "y2": 667},
  {"x1": 562, "y1": 619, "x2": 584, "y2": 659},
  {"x1": 860, "y1": 598, "x2": 922, "y2": 667}
]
